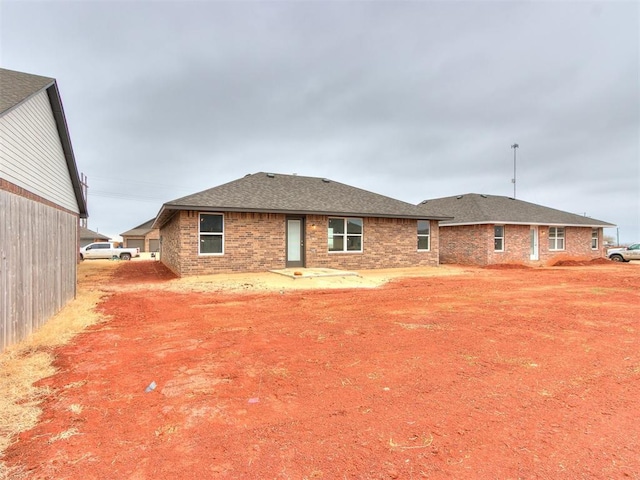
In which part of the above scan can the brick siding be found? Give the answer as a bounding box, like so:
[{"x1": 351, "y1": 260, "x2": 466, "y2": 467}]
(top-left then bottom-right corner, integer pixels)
[
  {"x1": 1, "y1": 178, "x2": 78, "y2": 217},
  {"x1": 439, "y1": 224, "x2": 606, "y2": 266},
  {"x1": 160, "y1": 211, "x2": 439, "y2": 276}
]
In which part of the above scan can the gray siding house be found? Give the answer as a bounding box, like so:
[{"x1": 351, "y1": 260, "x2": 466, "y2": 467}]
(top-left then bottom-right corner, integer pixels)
[{"x1": 0, "y1": 68, "x2": 88, "y2": 351}]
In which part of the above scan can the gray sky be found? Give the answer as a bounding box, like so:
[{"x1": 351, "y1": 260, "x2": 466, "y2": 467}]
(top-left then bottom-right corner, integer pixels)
[{"x1": 1, "y1": 1, "x2": 638, "y2": 243}]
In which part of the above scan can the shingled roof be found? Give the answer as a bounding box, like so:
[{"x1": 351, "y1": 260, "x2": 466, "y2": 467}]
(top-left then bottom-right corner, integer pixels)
[
  {"x1": 80, "y1": 226, "x2": 110, "y2": 241},
  {"x1": 417, "y1": 193, "x2": 614, "y2": 227},
  {"x1": 154, "y1": 172, "x2": 450, "y2": 228},
  {"x1": 0, "y1": 68, "x2": 54, "y2": 114},
  {"x1": 0, "y1": 68, "x2": 87, "y2": 218},
  {"x1": 121, "y1": 218, "x2": 156, "y2": 237}
]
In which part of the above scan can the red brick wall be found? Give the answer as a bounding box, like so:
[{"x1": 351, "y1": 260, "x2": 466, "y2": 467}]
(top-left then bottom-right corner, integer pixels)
[
  {"x1": 160, "y1": 211, "x2": 439, "y2": 276},
  {"x1": 158, "y1": 212, "x2": 183, "y2": 276},
  {"x1": 1, "y1": 178, "x2": 78, "y2": 216},
  {"x1": 439, "y1": 224, "x2": 606, "y2": 266},
  {"x1": 305, "y1": 215, "x2": 439, "y2": 271}
]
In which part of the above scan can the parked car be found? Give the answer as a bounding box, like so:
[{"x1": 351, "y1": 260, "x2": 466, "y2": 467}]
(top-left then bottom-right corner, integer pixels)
[
  {"x1": 607, "y1": 243, "x2": 640, "y2": 262},
  {"x1": 80, "y1": 242, "x2": 140, "y2": 261}
]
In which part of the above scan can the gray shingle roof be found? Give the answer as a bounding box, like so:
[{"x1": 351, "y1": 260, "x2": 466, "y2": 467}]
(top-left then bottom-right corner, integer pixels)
[
  {"x1": 417, "y1": 193, "x2": 615, "y2": 227},
  {"x1": 154, "y1": 172, "x2": 450, "y2": 228},
  {"x1": 0, "y1": 68, "x2": 54, "y2": 114},
  {"x1": 80, "y1": 226, "x2": 110, "y2": 241},
  {"x1": 121, "y1": 218, "x2": 156, "y2": 237}
]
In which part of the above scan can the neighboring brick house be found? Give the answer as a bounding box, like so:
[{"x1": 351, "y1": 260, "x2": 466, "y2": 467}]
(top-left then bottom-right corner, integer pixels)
[
  {"x1": 121, "y1": 218, "x2": 160, "y2": 252},
  {"x1": 1, "y1": 68, "x2": 88, "y2": 351},
  {"x1": 153, "y1": 172, "x2": 449, "y2": 276},
  {"x1": 80, "y1": 226, "x2": 110, "y2": 247},
  {"x1": 417, "y1": 193, "x2": 615, "y2": 266}
]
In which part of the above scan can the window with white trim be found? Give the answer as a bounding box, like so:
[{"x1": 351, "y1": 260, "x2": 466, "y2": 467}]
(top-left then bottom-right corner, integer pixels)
[
  {"x1": 328, "y1": 217, "x2": 362, "y2": 252},
  {"x1": 591, "y1": 229, "x2": 598, "y2": 250},
  {"x1": 494, "y1": 225, "x2": 505, "y2": 252},
  {"x1": 417, "y1": 220, "x2": 430, "y2": 251},
  {"x1": 548, "y1": 227, "x2": 565, "y2": 251},
  {"x1": 199, "y1": 213, "x2": 224, "y2": 255}
]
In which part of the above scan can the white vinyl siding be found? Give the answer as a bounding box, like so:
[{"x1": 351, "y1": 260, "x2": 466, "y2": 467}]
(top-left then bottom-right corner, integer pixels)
[{"x1": 0, "y1": 90, "x2": 79, "y2": 213}]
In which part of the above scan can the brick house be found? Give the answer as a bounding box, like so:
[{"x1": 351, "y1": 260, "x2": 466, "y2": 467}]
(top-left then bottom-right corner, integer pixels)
[
  {"x1": 417, "y1": 193, "x2": 615, "y2": 266},
  {"x1": 121, "y1": 218, "x2": 160, "y2": 252},
  {"x1": 1, "y1": 68, "x2": 88, "y2": 351},
  {"x1": 153, "y1": 172, "x2": 449, "y2": 276}
]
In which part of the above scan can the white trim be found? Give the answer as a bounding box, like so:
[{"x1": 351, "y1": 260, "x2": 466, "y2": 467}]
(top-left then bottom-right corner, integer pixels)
[
  {"x1": 198, "y1": 212, "x2": 224, "y2": 255},
  {"x1": 328, "y1": 217, "x2": 363, "y2": 253},
  {"x1": 417, "y1": 220, "x2": 430, "y2": 251},
  {"x1": 591, "y1": 228, "x2": 599, "y2": 250},
  {"x1": 548, "y1": 226, "x2": 565, "y2": 251},
  {"x1": 530, "y1": 226, "x2": 539, "y2": 261},
  {"x1": 494, "y1": 225, "x2": 505, "y2": 252},
  {"x1": 440, "y1": 221, "x2": 612, "y2": 228}
]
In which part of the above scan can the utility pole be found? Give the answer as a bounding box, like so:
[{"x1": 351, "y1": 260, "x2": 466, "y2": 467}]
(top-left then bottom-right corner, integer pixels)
[
  {"x1": 80, "y1": 173, "x2": 88, "y2": 228},
  {"x1": 511, "y1": 143, "x2": 519, "y2": 198}
]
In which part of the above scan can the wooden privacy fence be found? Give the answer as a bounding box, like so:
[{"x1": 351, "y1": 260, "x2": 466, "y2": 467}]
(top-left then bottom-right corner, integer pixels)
[{"x1": 0, "y1": 190, "x2": 77, "y2": 352}]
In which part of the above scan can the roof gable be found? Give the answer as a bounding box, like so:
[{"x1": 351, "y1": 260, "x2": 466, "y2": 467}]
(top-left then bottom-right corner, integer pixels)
[
  {"x1": 155, "y1": 172, "x2": 450, "y2": 228},
  {"x1": 80, "y1": 226, "x2": 110, "y2": 241},
  {"x1": 0, "y1": 68, "x2": 54, "y2": 115},
  {"x1": 121, "y1": 218, "x2": 157, "y2": 237},
  {"x1": 0, "y1": 68, "x2": 87, "y2": 218},
  {"x1": 417, "y1": 193, "x2": 614, "y2": 227}
]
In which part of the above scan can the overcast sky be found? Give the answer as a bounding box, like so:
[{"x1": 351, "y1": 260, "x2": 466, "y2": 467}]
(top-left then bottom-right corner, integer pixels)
[{"x1": 1, "y1": 1, "x2": 638, "y2": 243}]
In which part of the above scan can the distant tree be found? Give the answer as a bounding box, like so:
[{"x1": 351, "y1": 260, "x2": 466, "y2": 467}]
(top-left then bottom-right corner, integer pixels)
[{"x1": 604, "y1": 235, "x2": 616, "y2": 246}]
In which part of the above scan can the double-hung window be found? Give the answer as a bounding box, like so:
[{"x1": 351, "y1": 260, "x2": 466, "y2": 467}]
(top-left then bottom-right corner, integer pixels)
[
  {"x1": 328, "y1": 218, "x2": 363, "y2": 252},
  {"x1": 591, "y1": 229, "x2": 598, "y2": 250},
  {"x1": 548, "y1": 227, "x2": 565, "y2": 251},
  {"x1": 199, "y1": 213, "x2": 224, "y2": 255},
  {"x1": 417, "y1": 220, "x2": 430, "y2": 251},
  {"x1": 494, "y1": 225, "x2": 505, "y2": 252}
]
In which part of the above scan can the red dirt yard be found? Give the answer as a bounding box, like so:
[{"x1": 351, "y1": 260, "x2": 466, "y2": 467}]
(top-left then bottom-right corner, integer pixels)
[{"x1": 4, "y1": 261, "x2": 640, "y2": 479}]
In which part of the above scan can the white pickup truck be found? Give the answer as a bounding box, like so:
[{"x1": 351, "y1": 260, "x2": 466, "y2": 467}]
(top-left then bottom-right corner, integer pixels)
[
  {"x1": 80, "y1": 242, "x2": 140, "y2": 261},
  {"x1": 607, "y1": 243, "x2": 640, "y2": 262}
]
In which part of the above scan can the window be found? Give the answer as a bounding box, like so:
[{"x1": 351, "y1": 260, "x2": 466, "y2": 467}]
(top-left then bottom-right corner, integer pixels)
[
  {"x1": 417, "y1": 220, "x2": 430, "y2": 251},
  {"x1": 591, "y1": 229, "x2": 598, "y2": 250},
  {"x1": 549, "y1": 227, "x2": 565, "y2": 251},
  {"x1": 328, "y1": 217, "x2": 362, "y2": 252},
  {"x1": 199, "y1": 213, "x2": 224, "y2": 254},
  {"x1": 494, "y1": 225, "x2": 505, "y2": 252}
]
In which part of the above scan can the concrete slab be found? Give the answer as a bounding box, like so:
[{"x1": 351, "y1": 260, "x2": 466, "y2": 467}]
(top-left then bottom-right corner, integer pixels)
[{"x1": 269, "y1": 267, "x2": 359, "y2": 279}]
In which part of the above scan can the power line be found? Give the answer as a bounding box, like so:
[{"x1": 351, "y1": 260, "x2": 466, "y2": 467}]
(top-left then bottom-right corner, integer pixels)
[
  {"x1": 89, "y1": 190, "x2": 168, "y2": 202},
  {"x1": 91, "y1": 175, "x2": 193, "y2": 191}
]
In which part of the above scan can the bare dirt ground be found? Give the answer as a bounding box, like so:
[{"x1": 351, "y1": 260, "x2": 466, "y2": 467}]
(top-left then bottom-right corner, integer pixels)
[{"x1": 2, "y1": 260, "x2": 640, "y2": 479}]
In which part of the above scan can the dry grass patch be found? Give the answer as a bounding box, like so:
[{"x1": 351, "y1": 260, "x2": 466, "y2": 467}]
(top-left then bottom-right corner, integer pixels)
[{"x1": 0, "y1": 262, "x2": 111, "y2": 472}]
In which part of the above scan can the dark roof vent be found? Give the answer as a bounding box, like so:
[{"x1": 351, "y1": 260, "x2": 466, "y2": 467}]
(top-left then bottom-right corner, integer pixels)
[
  {"x1": 480, "y1": 194, "x2": 487, "y2": 198},
  {"x1": 244, "y1": 173, "x2": 251, "y2": 177},
  {"x1": 266, "y1": 173, "x2": 275, "y2": 178},
  {"x1": 322, "y1": 178, "x2": 330, "y2": 183},
  {"x1": 420, "y1": 200, "x2": 428, "y2": 204},
  {"x1": 456, "y1": 195, "x2": 463, "y2": 199}
]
